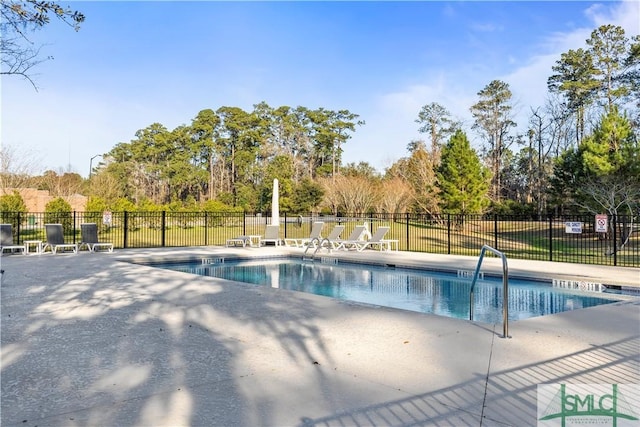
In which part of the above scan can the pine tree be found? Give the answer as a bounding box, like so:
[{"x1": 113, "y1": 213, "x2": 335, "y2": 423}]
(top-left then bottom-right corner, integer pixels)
[
  {"x1": 470, "y1": 80, "x2": 516, "y2": 202},
  {"x1": 437, "y1": 130, "x2": 490, "y2": 214}
]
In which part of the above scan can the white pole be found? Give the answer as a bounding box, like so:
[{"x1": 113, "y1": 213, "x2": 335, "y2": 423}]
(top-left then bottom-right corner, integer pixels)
[{"x1": 271, "y1": 178, "x2": 279, "y2": 226}]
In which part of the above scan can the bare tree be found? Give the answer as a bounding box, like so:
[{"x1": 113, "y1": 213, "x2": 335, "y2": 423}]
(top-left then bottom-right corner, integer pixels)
[
  {"x1": 319, "y1": 175, "x2": 377, "y2": 214},
  {"x1": 87, "y1": 171, "x2": 122, "y2": 206},
  {"x1": 1, "y1": 0, "x2": 84, "y2": 89},
  {"x1": 376, "y1": 177, "x2": 413, "y2": 213},
  {"x1": 580, "y1": 177, "x2": 640, "y2": 252},
  {"x1": 0, "y1": 143, "x2": 42, "y2": 190},
  {"x1": 37, "y1": 169, "x2": 83, "y2": 197},
  {"x1": 386, "y1": 141, "x2": 440, "y2": 214}
]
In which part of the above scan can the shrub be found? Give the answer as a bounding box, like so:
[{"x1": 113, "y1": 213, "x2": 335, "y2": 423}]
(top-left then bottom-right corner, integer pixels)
[
  {"x1": 0, "y1": 191, "x2": 28, "y2": 231},
  {"x1": 84, "y1": 196, "x2": 110, "y2": 233},
  {"x1": 202, "y1": 200, "x2": 243, "y2": 226},
  {"x1": 489, "y1": 200, "x2": 536, "y2": 217},
  {"x1": 44, "y1": 197, "x2": 73, "y2": 233},
  {"x1": 112, "y1": 198, "x2": 138, "y2": 231},
  {"x1": 137, "y1": 199, "x2": 163, "y2": 229}
]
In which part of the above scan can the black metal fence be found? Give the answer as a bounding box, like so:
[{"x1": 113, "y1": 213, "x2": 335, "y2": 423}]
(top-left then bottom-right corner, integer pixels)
[{"x1": 2, "y1": 211, "x2": 638, "y2": 267}]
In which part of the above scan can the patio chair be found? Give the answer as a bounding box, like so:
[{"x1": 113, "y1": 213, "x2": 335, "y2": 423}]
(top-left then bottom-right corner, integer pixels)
[
  {"x1": 226, "y1": 234, "x2": 261, "y2": 247},
  {"x1": 226, "y1": 236, "x2": 250, "y2": 247},
  {"x1": 260, "y1": 225, "x2": 282, "y2": 247},
  {"x1": 335, "y1": 225, "x2": 368, "y2": 250},
  {"x1": 0, "y1": 224, "x2": 25, "y2": 255},
  {"x1": 79, "y1": 223, "x2": 113, "y2": 252},
  {"x1": 354, "y1": 226, "x2": 398, "y2": 251},
  {"x1": 42, "y1": 224, "x2": 78, "y2": 254},
  {"x1": 318, "y1": 225, "x2": 345, "y2": 250},
  {"x1": 284, "y1": 221, "x2": 325, "y2": 247}
]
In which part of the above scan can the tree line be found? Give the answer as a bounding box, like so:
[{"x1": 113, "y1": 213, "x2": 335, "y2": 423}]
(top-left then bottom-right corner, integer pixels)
[{"x1": 2, "y1": 24, "x2": 638, "y2": 222}]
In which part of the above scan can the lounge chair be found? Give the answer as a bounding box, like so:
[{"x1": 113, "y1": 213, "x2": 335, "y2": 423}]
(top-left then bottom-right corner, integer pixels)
[
  {"x1": 260, "y1": 225, "x2": 282, "y2": 247},
  {"x1": 225, "y1": 234, "x2": 261, "y2": 247},
  {"x1": 354, "y1": 226, "x2": 398, "y2": 251},
  {"x1": 284, "y1": 221, "x2": 325, "y2": 247},
  {"x1": 335, "y1": 225, "x2": 368, "y2": 250},
  {"x1": 226, "y1": 235, "x2": 251, "y2": 247},
  {"x1": 318, "y1": 225, "x2": 345, "y2": 250},
  {"x1": 79, "y1": 223, "x2": 113, "y2": 252},
  {"x1": 0, "y1": 224, "x2": 25, "y2": 255},
  {"x1": 42, "y1": 224, "x2": 78, "y2": 254}
]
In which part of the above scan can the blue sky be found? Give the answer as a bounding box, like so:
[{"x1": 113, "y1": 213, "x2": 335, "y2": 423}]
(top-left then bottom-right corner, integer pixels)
[{"x1": 2, "y1": 1, "x2": 639, "y2": 178}]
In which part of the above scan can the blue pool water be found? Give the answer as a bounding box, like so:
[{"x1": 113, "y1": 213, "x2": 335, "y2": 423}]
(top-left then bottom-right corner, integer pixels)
[{"x1": 153, "y1": 258, "x2": 623, "y2": 324}]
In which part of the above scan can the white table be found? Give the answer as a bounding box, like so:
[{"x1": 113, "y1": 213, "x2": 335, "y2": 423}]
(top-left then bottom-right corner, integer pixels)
[
  {"x1": 245, "y1": 235, "x2": 261, "y2": 247},
  {"x1": 24, "y1": 240, "x2": 42, "y2": 255},
  {"x1": 226, "y1": 235, "x2": 261, "y2": 248}
]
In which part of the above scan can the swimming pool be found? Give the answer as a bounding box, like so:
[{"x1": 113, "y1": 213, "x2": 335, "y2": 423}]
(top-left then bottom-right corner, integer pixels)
[{"x1": 147, "y1": 257, "x2": 628, "y2": 324}]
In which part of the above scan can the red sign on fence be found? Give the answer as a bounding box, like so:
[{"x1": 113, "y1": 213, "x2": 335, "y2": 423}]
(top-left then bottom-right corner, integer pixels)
[
  {"x1": 595, "y1": 214, "x2": 608, "y2": 233},
  {"x1": 103, "y1": 211, "x2": 112, "y2": 226}
]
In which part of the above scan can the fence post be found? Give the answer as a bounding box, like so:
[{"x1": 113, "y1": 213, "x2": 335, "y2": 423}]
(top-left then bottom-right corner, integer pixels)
[
  {"x1": 284, "y1": 212, "x2": 287, "y2": 239},
  {"x1": 123, "y1": 211, "x2": 128, "y2": 249},
  {"x1": 204, "y1": 212, "x2": 208, "y2": 246},
  {"x1": 243, "y1": 211, "x2": 246, "y2": 235},
  {"x1": 447, "y1": 214, "x2": 451, "y2": 254},
  {"x1": 17, "y1": 212, "x2": 22, "y2": 244},
  {"x1": 548, "y1": 216, "x2": 553, "y2": 262},
  {"x1": 405, "y1": 212, "x2": 409, "y2": 252},
  {"x1": 161, "y1": 211, "x2": 166, "y2": 247},
  {"x1": 613, "y1": 214, "x2": 617, "y2": 266},
  {"x1": 73, "y1": 211, "x2": 77, "y2": 243},
  {"x1": 494, "y1": 214, "x2": 498, "y2": 249}
]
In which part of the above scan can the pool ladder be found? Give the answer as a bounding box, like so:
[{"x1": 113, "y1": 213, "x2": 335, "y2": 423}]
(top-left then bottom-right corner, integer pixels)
[
  {"x1": 303, "y1": 237, "x2": 332, "y2": 260},
  {"x1": 469, "y1": 245, "x2": 511, "y2": 338}
]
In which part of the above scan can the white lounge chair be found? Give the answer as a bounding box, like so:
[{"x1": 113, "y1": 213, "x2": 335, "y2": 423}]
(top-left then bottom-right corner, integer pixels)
[
  {"x1": 0, "y1": 224, "x2": 25, "y2": 255},
  {"x1": 79, "y1": 223, "x2": 113, "y2": 252},
  {"x1": 335, "y1": 225, "x2": 368, "y2": 250},
  {"x1": 284, "y1": 221, "x2": 325, "y2": 247},
  {"x1": 354, "y1": 226, "x2": 398, "y2": 251},
  {"x1": 318, "y1": 225, "x2": 345, "y2": 250},
  {"x1": 260, "y1": 225, "x2": 282, "y2": 247},
  {"x1": 226, "y1": 235, "x2": 251, "y2": 247},
  {"x1": 42, "y1": 224, "x2": 77, "y2": 254},
  {"x1": 226, "y1": 234, "x2": 261, "y2": 247}
]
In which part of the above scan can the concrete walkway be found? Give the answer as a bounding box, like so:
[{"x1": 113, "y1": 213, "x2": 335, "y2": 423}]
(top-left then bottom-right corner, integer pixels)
[{"x1": 1, "y1": 247, "x2": 638, "y2": 427}]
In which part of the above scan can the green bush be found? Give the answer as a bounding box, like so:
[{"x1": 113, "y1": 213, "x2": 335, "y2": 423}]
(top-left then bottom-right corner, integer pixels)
[
  {"x1": 489, "y1": 200, "x2": 537, "y2": 217},
  {"x1": 0, "y1": 191, "x2": 28, "y2": 231},
  {"x1": 202, "y1": 199, "x2": 241, "y2": 213},
  {"x1": 44, "y1": 198, "x2": 73, "y2": 233},
  {"x1": 84, "y1": 196, "x2": 111, "y2": 233},
  {"x1": 112, "y1": 198, "x2": 138, "y2": 231},
  {"x1": 202, "y1": 200, "x2": 243, "y2": 227},
  {"x1": 137, "y1": 199, "x2": 163, "y2": 229}
]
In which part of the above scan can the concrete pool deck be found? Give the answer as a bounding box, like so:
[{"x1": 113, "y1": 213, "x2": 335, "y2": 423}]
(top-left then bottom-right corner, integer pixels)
[{"x1": 1, "y1": 247, "x2": 639, "y2": 427}]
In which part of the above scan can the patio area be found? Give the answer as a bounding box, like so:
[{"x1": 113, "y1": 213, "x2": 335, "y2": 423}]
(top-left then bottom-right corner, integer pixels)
[{"x1": 1, "y1": 247, "x2": 639, "y2": 426}]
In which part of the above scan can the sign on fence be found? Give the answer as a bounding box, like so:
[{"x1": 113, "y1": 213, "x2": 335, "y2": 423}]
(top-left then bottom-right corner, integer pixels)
[
  {"x1": 595, "y1": 214, "x2": 608, "y2": 233},
  {"x1": 565, "y1": 222, "x2": 583, "y2": 234},
  {"x1": 103, "y1": 211, "x2": 112, "y2": 226}
]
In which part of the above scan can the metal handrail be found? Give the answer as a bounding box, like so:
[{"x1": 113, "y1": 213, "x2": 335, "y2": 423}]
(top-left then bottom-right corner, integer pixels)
[
  {"x1": 469, "y1": 245, "x2": 511, "y2": 338},
  {"x1": 313, "y1": 238, "x2": 332, "y2": 257},
  {"x1": 303, "y1": 237, "x2": 330, "y2": 260}
]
